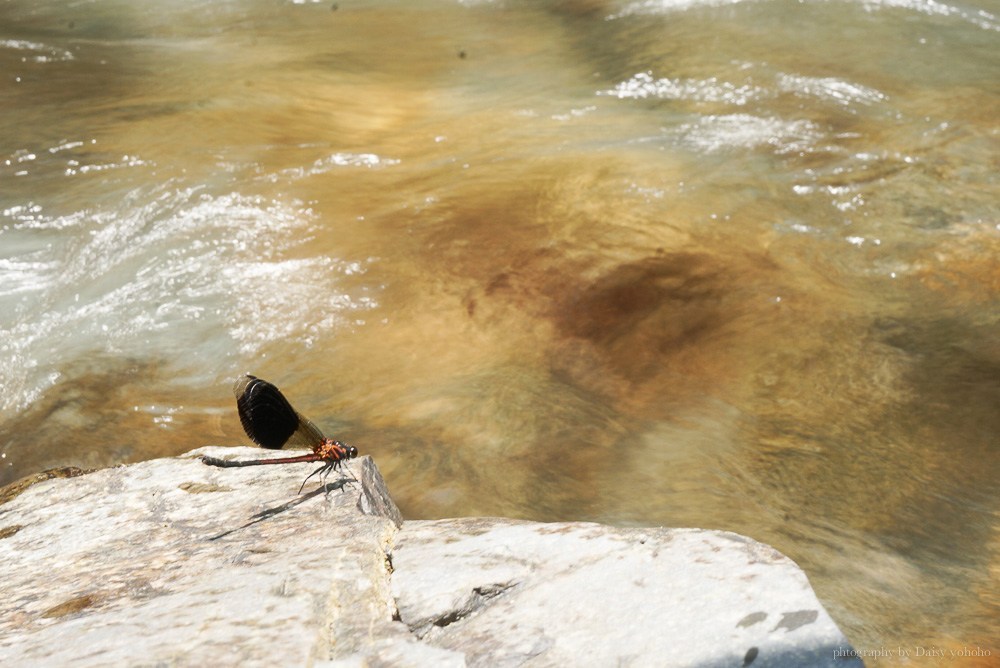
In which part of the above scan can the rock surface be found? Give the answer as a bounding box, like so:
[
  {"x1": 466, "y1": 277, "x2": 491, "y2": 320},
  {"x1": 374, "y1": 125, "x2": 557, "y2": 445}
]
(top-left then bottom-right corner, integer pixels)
[
  {"x1": 391, "y1": 519, "x2": 859, "y2": 667},
  {"x1": 0, "y1": 447, "x2": 862, "y2": 667}
]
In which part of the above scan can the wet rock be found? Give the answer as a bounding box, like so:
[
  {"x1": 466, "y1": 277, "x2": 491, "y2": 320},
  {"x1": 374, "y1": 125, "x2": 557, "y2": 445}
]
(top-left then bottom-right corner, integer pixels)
[{"x1": 0, "y1": 447, "x2": 860, "y2": 667}]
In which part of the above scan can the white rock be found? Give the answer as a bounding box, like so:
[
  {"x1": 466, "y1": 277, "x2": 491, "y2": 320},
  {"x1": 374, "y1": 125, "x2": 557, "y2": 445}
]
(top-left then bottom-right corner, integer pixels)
[
  {"x1": 390, "y1": 518, "x2": 861, "y2": 667},
  {"x1": 0, "y1": 448, "x2": 404, "y2": 667},
  {"x1": 0, "y1": 448, "x2": 861, "y2": 667}
]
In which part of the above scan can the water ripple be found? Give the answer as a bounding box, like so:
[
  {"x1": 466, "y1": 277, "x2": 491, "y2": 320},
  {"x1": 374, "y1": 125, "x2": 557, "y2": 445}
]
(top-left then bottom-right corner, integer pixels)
[
  {"x1": 776, "y1": 74, "x2": 888, "y2": 107},
  {"x1": 599, "y1": 72, "x2": 763, "y2": 106},
  {"x1": 608, "y1": 0, "x2": 1000, "y2": 31},
  {"x1": 600, "y1": 70, "x2": 889, "y2": 110},
  {"x1": 0, "y1": 188, "x2": 376, "y2": 414},
  {"x1": 670, "y1": 114, "x2": 821, "y2": 153},
  {"x1": 264, "y1": 152, "x2": 400, "y2": 183},
  {"x1": 0, "y1": 38, "x2": 74, "y2": 62}
]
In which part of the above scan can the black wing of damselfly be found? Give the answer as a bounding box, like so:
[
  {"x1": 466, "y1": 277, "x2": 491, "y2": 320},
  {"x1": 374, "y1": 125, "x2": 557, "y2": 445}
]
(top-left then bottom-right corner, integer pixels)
[{"x1": 232, "y1": 374, "x2": 326, "y2": 450}]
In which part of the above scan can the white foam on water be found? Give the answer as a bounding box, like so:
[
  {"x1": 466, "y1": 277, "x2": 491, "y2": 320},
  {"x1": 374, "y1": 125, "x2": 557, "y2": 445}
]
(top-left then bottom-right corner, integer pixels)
[
  {"x1": 0, "y1": 186, "x2": 376, "y2": 414},
  {"x1": 671, "y1": 114, "x2": 822, "y2": 153},
  {"x1": 599, "y1": 72, "x2": 764, "y2": 106}
]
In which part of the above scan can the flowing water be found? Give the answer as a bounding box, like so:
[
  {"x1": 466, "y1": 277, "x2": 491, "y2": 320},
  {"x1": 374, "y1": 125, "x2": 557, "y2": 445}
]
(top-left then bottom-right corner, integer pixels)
[{"x1": 2, "y1": 0, "x2": 998, "y2": 661}]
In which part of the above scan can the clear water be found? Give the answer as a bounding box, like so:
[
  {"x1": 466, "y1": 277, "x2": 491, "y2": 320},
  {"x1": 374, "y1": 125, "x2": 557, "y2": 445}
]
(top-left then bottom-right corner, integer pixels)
[{"x1": 1, "y1": 0, "x2": 998, "y2": 660}]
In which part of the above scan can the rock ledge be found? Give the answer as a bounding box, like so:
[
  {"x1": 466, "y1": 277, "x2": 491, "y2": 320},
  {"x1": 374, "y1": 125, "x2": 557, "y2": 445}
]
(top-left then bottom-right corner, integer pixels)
[{"x1": 0, "y1": 448, "x2": 862, "y2": 667}]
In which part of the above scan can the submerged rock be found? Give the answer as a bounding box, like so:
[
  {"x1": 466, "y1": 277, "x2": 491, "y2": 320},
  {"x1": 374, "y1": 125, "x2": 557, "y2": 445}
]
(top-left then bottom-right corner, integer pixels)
[{"x1": 0, "y1": 448, "x2": 861, "y2": 667}]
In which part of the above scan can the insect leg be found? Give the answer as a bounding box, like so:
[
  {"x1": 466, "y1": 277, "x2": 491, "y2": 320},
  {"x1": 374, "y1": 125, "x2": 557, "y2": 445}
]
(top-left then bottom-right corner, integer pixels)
[{"x1": 298, "y1": 462, "x2": 329, "y2": 494}]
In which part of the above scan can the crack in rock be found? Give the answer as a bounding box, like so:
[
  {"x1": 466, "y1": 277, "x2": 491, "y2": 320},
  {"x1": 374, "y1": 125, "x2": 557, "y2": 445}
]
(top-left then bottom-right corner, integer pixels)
[{"x1": 420, "y1": 582, "x2": 516, "y2": 636}]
